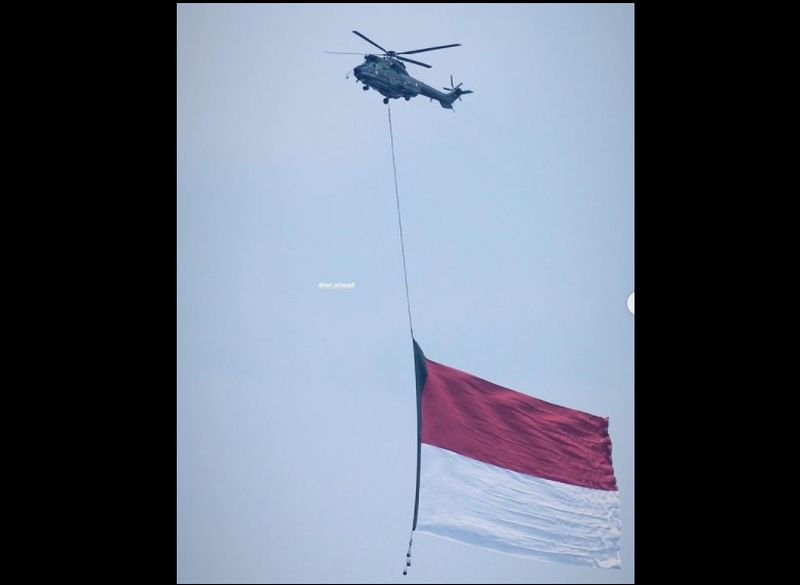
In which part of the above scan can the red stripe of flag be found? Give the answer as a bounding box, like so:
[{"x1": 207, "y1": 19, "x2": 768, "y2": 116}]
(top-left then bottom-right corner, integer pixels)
[{"x1": 421, "y1": 358, "x2": 617, "y2": 491}]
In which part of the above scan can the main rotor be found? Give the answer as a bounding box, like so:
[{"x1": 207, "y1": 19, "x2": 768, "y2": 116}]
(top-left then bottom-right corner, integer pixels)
[{"x1": 324, "y1": 30, "x2": 461, "y2": 69}]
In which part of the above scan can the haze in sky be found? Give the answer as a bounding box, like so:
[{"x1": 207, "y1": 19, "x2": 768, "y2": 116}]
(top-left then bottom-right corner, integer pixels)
[{"x1": 178, "y1": 4, "x2": 634, "y2": 583}]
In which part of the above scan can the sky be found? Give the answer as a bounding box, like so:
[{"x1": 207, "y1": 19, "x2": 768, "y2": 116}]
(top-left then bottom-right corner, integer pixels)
[{"x1": 177, "y1": 4, "x2": 634, "y2": 583}]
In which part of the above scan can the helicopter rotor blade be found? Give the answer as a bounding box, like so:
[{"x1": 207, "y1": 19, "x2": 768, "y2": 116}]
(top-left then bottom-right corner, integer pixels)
[
  {"x1": 396, "y1": 43, "x2": 461, "y2": 55},
  {"x1": 352, "y1": 31, "x2": 388, "y2": 53},
  {"x1": 395, "y1": 55, "x2": 432, "y2": 68},
  {"x1": 450, "y1": 74, "x2": 454, "y2": 88}
]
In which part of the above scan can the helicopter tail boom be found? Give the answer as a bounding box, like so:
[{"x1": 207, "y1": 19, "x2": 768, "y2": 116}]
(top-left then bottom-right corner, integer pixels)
[{"x1": 420, "y1": 75, "x2": 473, "y2": 109}]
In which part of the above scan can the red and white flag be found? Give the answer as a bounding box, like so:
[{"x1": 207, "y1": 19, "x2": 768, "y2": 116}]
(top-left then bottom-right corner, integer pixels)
[{"x1": 411, "y1": 340, "x2": 621, "y2": 569}]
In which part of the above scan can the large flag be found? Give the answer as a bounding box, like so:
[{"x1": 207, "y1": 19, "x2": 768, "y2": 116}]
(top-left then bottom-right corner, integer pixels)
[{"x1": 411, "y1": 340, "x2": 621, "y2": 569}]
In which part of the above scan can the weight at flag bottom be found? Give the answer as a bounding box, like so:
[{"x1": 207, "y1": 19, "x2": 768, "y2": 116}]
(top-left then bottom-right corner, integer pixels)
[{"x1": 412, "y1": 340, "x2": 621, "y2": 569}]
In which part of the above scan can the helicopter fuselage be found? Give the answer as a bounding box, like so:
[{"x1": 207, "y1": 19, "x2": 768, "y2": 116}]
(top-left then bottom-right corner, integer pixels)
[{"x1": 353, "y1": 55, "x2": 460, "y2": 109}]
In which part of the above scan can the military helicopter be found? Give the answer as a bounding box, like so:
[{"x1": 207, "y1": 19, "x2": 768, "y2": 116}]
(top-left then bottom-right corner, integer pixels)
[{"x1": 325, "y1": 31, "x2": 473, "y2": 110}]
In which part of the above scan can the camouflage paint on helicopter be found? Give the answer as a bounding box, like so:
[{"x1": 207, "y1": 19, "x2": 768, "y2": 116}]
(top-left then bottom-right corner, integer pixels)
[{"x1": 326, "y1": 31, "x2": 473, "y2": 110}]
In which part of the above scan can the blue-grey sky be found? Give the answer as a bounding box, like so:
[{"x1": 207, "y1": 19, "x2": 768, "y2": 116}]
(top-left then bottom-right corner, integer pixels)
[{"x1": 178, "y1": 4, "x2": 633, "y2": 583}]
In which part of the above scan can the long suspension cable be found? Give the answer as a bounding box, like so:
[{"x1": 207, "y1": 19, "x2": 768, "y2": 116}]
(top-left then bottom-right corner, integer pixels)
[
  {"x1": 388, "y1": 103, "x2": 418, "y2": 577},
  {"x1": 387, "y1": 104, "x2": 414, "y2": 339}
]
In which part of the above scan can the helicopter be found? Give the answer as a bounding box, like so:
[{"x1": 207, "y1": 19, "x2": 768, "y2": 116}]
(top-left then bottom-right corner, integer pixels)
[{"x1": 325, "y1": 31, "x2": 473, "y2": 110}]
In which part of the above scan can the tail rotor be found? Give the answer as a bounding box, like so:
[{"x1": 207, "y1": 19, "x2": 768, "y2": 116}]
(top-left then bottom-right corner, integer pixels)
[{"x1": 444, "y1": 75, "x2": 473, "y2": 101}]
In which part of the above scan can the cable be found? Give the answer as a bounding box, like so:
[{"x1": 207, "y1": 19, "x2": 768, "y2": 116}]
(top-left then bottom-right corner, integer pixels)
[
  {"x1": 388, "y1": 103, "x2": 417, "y2": 576},
  {"x1": 387, "y1": 104, "x2": 414, "y2": 339}
]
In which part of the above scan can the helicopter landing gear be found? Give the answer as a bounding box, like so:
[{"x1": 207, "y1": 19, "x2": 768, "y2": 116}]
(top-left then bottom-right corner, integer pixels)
[
  {"x1": 362, "y1": 85, "x2": 369, "y2": 91},
  {"x1": 383, "y1": 97, "x2": 389, "y2": 104},
  {"x1": 404, "y1": 96, "x2": 410, "y2": 101}
]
